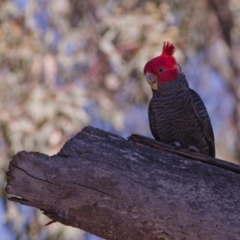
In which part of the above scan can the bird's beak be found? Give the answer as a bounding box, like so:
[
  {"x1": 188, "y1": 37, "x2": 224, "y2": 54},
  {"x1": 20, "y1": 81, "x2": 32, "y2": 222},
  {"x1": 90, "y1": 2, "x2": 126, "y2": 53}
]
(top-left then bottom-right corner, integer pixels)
[{"x1": 145, "y1": 72, "x2": 158, "y2": 90}]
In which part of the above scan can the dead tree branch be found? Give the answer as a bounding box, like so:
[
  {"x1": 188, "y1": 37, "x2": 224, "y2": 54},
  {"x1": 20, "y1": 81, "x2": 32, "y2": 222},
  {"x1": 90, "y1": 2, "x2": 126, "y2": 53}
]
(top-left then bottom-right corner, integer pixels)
[{"x1": 5, "y1": 126, "x2": 240, "y2": 240}]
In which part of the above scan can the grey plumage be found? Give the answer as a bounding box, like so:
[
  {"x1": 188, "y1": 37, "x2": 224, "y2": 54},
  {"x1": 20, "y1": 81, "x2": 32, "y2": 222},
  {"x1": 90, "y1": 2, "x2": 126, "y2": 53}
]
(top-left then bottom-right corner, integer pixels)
[{"x1": 148, "y1": 73, "x2": 215, "y2": 157}]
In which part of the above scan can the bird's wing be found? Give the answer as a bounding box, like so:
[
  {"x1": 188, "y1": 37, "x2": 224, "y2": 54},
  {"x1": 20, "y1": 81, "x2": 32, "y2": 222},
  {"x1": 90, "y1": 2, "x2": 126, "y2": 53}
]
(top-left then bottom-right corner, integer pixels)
[
  {"x1": 190, "y1": 89, "x2": 215, "y2": 157},
  {"x1": 148, "y1": 102, "x2": 160, "y2": 141}
]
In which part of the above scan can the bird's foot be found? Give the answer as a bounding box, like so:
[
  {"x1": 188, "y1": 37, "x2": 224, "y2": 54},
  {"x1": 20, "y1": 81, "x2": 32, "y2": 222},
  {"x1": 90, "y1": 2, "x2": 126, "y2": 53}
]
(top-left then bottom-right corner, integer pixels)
[
  {"x1": 188, "y1": 145, "x2": 200, "y2": 153},
  {"x1": 170, "y1": 142, "x2": 182, "y2": 149}
]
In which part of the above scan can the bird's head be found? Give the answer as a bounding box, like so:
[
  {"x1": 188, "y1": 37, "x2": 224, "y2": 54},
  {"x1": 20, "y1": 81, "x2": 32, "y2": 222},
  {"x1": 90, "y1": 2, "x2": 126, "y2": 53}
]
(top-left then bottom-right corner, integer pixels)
[{"x1": 143, "y1": 42, "x2": 178, "y2": 90}]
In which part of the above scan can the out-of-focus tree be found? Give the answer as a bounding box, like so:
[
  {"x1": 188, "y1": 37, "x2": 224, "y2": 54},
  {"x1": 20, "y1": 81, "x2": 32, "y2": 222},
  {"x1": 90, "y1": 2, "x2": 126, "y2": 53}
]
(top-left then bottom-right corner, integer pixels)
[
  {"x1": 1, "y1": 0, "x2": 240, "y2": 239},
  {"x1": 0, "y1": 0, "x2": 90, "y2": 239},
  {"x1": 206, "y1": 0, "x2": 240, "y2": 160}
]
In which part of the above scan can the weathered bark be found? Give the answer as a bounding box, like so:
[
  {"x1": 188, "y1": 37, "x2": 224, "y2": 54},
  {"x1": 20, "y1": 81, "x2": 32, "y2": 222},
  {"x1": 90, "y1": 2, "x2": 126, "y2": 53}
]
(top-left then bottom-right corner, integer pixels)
[{"x1": 5, "y1": 126, "x2": 240, "y2": 240}]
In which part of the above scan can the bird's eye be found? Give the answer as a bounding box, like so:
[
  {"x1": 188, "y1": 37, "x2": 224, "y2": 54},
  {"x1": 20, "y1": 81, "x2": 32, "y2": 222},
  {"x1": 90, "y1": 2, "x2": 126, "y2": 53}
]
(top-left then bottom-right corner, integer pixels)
[{"x1": 158, "y1": 68, "x2": 164, "y2": 73}]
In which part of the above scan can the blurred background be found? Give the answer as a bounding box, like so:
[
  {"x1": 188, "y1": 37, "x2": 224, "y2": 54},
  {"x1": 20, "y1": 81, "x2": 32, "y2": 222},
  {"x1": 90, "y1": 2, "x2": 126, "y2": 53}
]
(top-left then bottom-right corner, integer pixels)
[{"x1": 1, "y1": 0, "x2": 240, "y2": 239}]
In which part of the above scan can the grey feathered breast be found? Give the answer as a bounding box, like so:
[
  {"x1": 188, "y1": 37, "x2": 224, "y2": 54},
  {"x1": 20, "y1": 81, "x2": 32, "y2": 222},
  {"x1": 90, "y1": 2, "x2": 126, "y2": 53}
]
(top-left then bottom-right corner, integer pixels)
[{"x1": 148, "y1": 73, "x2": 215, "y2": 157}]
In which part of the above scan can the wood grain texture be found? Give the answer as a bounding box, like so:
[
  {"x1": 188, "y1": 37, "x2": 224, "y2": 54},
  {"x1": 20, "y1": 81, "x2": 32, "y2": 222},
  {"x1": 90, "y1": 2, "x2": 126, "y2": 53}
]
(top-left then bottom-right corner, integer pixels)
[{"x1": 5, "y1": 126, "x2": 240, "y2": 240}]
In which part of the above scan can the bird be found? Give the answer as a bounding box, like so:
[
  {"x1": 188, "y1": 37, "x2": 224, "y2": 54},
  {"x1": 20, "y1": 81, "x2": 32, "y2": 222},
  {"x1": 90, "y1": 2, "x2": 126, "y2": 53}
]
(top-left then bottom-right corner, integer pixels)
[{"x1": 143, "y1": 42, "x2": 215, "y2": 157}]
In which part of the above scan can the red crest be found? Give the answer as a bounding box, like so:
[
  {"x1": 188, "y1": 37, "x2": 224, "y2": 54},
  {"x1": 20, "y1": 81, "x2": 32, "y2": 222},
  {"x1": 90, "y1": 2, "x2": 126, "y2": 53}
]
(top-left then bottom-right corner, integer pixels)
[{"x1": 162, "y1": 42, "x2": 175, "y2": 56}]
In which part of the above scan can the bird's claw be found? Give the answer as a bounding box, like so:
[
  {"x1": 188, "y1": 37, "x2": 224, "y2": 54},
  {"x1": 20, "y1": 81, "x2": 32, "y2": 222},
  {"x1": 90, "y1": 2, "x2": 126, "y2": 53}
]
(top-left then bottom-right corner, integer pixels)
[
  {"x1": 188, "y1": 145, "x2": 200, "y2": 153},
  {"x1": 170, "y1": 142, "x2": 182, "y2": 149}
]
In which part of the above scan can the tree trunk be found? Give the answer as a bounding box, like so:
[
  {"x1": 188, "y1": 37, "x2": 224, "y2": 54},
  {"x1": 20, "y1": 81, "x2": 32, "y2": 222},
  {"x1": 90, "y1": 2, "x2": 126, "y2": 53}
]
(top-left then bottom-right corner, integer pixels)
[
  {"x1": 5, "y1": 126, "x2": 240, "y2": 240},
  {"x1": 207, "y1": 0, "x2": 240, "y2": 162}
]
